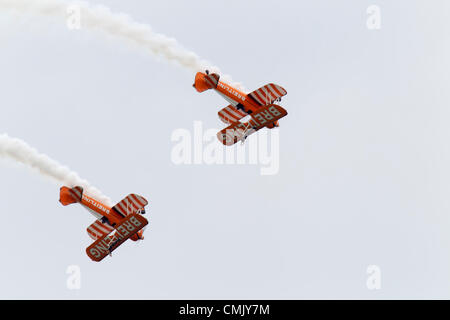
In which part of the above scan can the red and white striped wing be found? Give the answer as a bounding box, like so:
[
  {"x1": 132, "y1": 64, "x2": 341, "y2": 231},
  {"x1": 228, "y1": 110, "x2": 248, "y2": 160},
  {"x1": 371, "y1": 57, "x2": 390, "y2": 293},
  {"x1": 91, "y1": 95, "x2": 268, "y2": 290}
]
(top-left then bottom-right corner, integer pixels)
[
  {"x1": 112, "y1": 194, "x2": 148, "y2": 217},
  {"x1": 218, "y1": 105, "x2": 248, "y2": 124},
  {"x1": 87, "y1": 220, "x2": 114, "y2": 240},
  {"x1": 248, "y1": 84, "x2": 287, "y2": 106}
]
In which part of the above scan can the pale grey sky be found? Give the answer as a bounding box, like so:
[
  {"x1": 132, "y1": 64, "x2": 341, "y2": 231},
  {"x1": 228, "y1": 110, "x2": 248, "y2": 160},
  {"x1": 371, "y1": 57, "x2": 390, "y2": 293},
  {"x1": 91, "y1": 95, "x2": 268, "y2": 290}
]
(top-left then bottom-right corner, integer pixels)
[{"x1": 1, "y1": 0, "x2": 450, "y2": 299}]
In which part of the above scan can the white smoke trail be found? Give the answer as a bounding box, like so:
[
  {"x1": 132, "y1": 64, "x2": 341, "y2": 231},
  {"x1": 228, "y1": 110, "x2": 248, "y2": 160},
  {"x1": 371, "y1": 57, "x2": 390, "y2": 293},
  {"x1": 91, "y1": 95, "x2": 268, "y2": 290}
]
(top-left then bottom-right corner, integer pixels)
[
  {"x1": 0, "y1": 0, "x2": 245, "y2": 90},
  {"x1": 0, "y1": 0, "x2": 244, "y2": 205},
  {"x1": 0, "y1": 134, "x2": 112, "y2": 205}
]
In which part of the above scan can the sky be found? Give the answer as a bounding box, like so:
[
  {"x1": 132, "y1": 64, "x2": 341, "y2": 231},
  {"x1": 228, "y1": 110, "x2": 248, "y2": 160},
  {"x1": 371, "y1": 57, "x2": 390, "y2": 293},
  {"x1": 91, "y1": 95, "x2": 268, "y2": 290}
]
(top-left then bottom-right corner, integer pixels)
[{"x1": 1, "y1": 0, "x2": 450, "y2": 299}]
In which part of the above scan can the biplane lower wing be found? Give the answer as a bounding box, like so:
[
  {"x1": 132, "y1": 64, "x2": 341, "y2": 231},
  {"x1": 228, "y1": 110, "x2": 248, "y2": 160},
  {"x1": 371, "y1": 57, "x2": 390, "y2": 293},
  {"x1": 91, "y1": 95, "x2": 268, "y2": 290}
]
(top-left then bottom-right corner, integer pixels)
[
  {"x1": 218, "y1": 105, "x2": 248, "y2": 124},
  {"x1": 86, "y1": 213, "x2": 148, "y2": 262},
  {"x1": 217, "y1": 104, "x2": 288, "y2": 146},
  {"x1": 87, "y1": 220, "x2": 114, "y2": 240}
]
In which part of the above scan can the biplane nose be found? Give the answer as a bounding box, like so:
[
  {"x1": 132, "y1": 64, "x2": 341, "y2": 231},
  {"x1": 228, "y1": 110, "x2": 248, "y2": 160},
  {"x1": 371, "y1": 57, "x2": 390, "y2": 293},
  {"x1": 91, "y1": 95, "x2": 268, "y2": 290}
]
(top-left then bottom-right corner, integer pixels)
[
  {"x1": 130, "y1": 229, "x2": 145, "y2": 241},
  {"x1": 267, "y1": 120, "x2": 280, "y2": 129}
]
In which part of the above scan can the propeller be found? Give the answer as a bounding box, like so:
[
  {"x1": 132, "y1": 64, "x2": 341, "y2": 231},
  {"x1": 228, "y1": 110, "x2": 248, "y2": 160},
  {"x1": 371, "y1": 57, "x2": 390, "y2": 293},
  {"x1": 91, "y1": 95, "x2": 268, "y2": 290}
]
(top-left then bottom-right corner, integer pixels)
[{"x1": 138, "y1": 225, "x2": 147, "y2": 241}]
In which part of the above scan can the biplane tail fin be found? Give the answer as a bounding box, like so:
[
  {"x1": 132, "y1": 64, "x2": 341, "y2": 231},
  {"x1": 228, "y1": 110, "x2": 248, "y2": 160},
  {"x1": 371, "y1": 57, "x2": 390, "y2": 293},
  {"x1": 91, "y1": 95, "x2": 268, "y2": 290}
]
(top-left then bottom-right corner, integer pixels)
[
  {"x1": 193, "y1": 71, "x2": 220, "y2": 92},
  {"x1": 59, "y1": 186, "x2": 83, "y2": 206}
]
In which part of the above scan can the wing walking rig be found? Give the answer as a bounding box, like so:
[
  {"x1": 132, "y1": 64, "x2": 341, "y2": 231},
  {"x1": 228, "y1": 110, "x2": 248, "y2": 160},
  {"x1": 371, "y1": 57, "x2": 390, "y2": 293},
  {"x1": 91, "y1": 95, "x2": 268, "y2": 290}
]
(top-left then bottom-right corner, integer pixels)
[
  {"x1": 59, "y1": 186, "x2": 149, "y2": 262},
  {"x1": 193, "y1": 71, "x2": 288, "y2": 145}
]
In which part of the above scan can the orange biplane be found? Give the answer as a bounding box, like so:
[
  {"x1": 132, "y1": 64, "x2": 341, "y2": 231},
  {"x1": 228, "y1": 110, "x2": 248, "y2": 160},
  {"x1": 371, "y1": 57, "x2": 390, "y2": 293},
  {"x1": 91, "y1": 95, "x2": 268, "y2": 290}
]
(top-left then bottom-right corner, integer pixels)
[
  {"x1": 193, "y1": 71, "x2": 288, "y2": 145},
  {"x1": 59, "y1": 186, "x2": 149, "y2": 262}
]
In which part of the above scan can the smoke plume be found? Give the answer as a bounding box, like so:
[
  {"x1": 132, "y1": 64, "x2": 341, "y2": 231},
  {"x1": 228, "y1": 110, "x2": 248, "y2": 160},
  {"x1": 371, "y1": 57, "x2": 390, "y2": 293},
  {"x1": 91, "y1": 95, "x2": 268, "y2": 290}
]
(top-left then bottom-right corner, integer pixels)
[{"x1": 0, "y1": 133, "x2": 112, "y2": 205}]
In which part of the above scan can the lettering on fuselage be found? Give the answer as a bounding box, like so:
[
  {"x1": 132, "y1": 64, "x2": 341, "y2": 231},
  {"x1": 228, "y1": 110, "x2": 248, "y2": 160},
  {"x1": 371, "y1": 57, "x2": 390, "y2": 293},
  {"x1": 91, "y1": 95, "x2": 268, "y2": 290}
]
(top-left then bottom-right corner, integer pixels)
[
  {"x1": 82, "y1": 195, "x2": 110, "y2": 214},
  {"x1": 217, "y1": 82, "x2": 246, "y2": 102}
]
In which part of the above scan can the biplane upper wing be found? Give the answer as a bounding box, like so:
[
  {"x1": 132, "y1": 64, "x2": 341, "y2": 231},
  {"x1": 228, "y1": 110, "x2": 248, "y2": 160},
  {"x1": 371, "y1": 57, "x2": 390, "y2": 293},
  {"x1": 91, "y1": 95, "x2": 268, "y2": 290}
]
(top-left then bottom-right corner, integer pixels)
[
  {"x1": 111, "y1": 194, "x2": 148, "y2": 217},
  {"x1": 248, "y1": 84, "x2": 287, "y2": 106}
]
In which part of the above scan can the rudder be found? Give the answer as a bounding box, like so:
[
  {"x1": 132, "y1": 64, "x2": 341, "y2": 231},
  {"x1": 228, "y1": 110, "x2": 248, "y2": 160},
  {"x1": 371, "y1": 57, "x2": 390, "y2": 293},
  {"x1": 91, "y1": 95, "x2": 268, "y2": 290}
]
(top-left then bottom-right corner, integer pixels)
[
  {"x1": 59, "y1": 186, "x2": 83, "y2": 206},
  {"x1": 193, "y1": 72, "x2": 220, "y2": 92}
]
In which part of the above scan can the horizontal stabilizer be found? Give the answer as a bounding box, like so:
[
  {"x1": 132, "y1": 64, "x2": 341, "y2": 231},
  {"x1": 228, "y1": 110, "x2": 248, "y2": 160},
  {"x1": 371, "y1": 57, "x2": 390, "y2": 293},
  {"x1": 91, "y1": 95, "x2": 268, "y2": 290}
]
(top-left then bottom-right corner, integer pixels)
[
  {"x1": 59, "y1": 186, "x2": 83, "y2": 206},
  {"x1": 193, "y1": 72, "x2": 220, "y2": 92}
]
